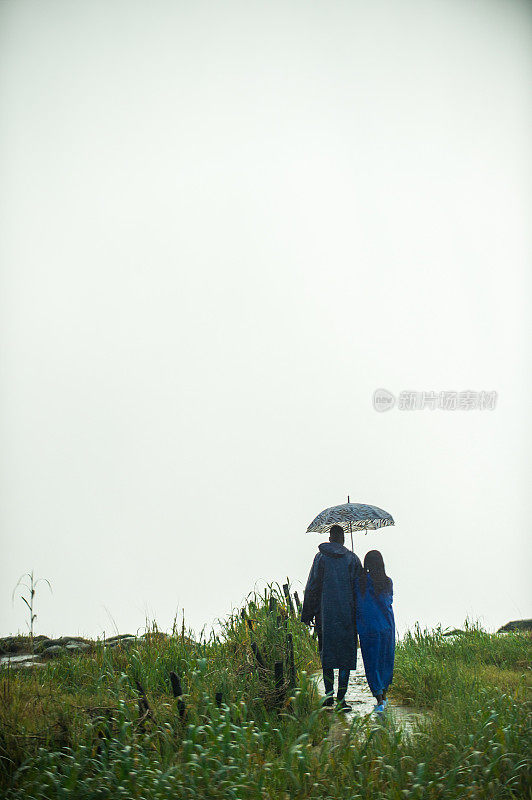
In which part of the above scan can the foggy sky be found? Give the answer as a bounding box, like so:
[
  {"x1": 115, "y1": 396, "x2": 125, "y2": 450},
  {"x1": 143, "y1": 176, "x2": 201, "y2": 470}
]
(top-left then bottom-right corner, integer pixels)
[{"x1": 1, "y1": 0, "x2": 531, "y2": 639}]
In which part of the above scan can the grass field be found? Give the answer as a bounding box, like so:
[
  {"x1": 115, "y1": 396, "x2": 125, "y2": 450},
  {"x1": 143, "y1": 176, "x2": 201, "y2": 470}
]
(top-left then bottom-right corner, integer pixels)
[{"x1": 1, "y1": 584, "x2": 530, "y2": 799}]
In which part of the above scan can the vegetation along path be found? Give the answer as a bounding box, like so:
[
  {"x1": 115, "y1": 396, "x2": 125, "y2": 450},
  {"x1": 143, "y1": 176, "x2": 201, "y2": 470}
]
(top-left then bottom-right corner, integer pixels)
[{"x1": 1, "y1": 585, "x2": 530, "y2": 799}]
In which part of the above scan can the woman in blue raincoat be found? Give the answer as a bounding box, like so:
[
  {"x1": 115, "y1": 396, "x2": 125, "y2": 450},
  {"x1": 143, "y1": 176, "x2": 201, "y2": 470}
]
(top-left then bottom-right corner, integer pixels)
[{"x1": 355, "y1": 550, "x2": 395, "y2": 712}]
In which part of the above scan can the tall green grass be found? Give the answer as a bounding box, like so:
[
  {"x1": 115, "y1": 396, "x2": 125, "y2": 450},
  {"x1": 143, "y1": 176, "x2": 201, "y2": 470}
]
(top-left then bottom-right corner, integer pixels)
[
  {"x1": 5, "y1": 683, "x2": 530, "y2": 799},
  {"x1": 392, "y1": 621, "x2": 531, "y2": 707},
  {"x1": 33, "y1": 583, "x2": 318, "y2": 716},
  {"x1": 1, "y1": 586, "x2": 530, "y2": 799}
]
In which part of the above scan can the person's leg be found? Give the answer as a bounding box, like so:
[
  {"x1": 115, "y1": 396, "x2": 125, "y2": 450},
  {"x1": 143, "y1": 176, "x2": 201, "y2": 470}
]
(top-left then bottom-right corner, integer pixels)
[
  {"x1": 371, "y1": 688, "x2": 386, "y2": 713},
  {"x1": 323, "y1": 668, "x2": 334, "y2": 701},
  {"x1": 337, "y1": 668, "x2": 350, "y2": 701}
]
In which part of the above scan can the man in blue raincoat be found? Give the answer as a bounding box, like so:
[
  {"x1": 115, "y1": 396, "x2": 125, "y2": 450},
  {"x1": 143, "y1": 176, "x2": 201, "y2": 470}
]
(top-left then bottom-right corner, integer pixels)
[{"x1": 301, "y1": 525, "x2": 362, "y2": 710}]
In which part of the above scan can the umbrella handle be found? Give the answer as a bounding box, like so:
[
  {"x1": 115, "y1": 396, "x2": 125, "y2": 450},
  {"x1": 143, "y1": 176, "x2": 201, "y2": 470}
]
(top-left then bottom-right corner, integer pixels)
[{"x1": 348, "y1": 496, "x2": 354, "y2": 551}]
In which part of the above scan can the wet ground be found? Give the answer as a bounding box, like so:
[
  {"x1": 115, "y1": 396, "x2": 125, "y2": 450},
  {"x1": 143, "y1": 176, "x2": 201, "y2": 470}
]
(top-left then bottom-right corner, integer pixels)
[{"x1": 314, "y1": 661, "x2": 424, "y2": 733}]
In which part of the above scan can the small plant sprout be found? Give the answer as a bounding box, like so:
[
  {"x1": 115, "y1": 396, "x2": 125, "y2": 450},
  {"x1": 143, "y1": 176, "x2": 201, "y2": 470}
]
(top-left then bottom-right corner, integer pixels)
[{"x1": 11, "y1": 570, "x2": 52, "y2": 653}]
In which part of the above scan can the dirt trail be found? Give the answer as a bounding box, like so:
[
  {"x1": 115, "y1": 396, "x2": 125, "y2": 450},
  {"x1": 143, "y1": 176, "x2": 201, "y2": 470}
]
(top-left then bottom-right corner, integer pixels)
[{"x1": 314, "y1": 660, "x2": 424, "y2": 733}]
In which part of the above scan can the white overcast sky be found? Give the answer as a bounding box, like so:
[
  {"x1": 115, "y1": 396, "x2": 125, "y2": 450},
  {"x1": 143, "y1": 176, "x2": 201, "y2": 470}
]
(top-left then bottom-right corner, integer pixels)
[{"x1": 1, "y1": 0, "x2": 531, "y2": 639}]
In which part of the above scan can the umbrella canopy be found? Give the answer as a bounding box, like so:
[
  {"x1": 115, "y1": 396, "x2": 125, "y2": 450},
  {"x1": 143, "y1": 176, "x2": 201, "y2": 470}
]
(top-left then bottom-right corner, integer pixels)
[{"x1": 306, "y1": 502, "x2": 394, "y2": 535}]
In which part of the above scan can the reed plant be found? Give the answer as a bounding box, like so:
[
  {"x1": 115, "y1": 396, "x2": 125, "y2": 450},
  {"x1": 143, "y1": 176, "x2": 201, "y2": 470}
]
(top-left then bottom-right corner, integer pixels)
[{"x1": 1, "y1": 584, "x2": 530, "y2": 799}]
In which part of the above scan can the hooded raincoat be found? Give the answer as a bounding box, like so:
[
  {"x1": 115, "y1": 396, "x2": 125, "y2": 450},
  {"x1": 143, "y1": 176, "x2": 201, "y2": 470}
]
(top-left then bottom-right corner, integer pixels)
[
  {"x1": 355, "y1": 573, "x2": 395, "y2": 696},
  {"x1": 301, "y1": 542, "x2": 362, "y2": 670}
]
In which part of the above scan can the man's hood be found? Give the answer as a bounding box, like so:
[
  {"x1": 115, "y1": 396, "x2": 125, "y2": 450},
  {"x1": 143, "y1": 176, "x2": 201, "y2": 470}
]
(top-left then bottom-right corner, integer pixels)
[{"x1": 318, "y1": 541, "x2": 351, "y2": 558}]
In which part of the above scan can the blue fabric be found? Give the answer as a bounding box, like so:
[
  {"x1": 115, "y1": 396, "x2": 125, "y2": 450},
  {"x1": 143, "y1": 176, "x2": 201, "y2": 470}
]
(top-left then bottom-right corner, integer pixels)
[
  {"x1": 323, "y1": 668, "x2": 350, "y2": 700},
  {"x1": 355, "y1": 573, "x2": 395, "y2": 696},
  {"x1": 301, "y1": 542, "x2": 362, "y2": 670}
]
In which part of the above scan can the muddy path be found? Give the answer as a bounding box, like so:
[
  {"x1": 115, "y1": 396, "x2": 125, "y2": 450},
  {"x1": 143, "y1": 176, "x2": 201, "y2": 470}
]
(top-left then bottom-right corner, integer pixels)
[{"x1": 314, "y1": 661, "x2": 425, "y2": 733}]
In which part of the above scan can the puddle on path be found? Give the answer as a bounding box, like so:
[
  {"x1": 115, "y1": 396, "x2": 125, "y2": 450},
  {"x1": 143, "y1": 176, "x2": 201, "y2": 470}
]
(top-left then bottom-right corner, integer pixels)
[{"x1": 314, "y1": 661, "x2": 424, "y2": 733}]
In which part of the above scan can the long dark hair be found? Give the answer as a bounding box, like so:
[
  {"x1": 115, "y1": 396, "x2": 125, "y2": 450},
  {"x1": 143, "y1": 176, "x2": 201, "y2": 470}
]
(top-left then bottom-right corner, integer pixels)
[{"x1": 360, "y1": 550, "x2": 392, "y2": 595}]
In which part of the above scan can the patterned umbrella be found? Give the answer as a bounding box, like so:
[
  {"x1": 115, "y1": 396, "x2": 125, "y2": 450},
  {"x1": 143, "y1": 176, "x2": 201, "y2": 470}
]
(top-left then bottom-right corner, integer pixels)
[{"x1": 306, "y1": 498, "x2": 394, "y2": 550}]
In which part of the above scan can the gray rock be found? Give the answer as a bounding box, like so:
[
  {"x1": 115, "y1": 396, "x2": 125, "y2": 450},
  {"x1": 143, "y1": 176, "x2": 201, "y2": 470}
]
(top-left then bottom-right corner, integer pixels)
[
  {"x1": 0, "y1": 636, "x2": 52, "y2": 655},
  {"x1": 42, "y1": 645, "x2": 65, "y2": 658},
  {"x1": 105, "y1": 637, "x2": 137, "y2": 648},
  {"x1": 0, "y1": 653, "x2": 42, "y2": 667},
  {"x1": 10, "y1": 660, "x2": 47, "y2": 670},
  {"x1": 0, "y1": 636, "x2": 30, "y2": 655},
  {"x1": 40, "y1": 638, "x2": 65, "y2": 649},
  {"x1": 65, "y1": 642, "x2": 90, "y2": 652},
  {"x1": 105, "y1": 634, "x2": 135, "y2": 643},
  {"x1": 34, "y1": 639, "x2": 52, "y2": 653},
  {"x1": 497, "y1": 619, "x2": 532, "y2": 633},
  {"x1": 40, "y1": 637, "x2": 91, "y2": 650},
  {"x1": 57, "y1": 636, "x2": 89, "y2": 645}
]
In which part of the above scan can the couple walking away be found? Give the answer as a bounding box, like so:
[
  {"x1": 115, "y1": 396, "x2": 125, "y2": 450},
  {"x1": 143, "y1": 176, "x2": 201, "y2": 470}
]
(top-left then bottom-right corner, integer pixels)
[{"x1": 301, "y1": 524, "x2": 395, "y2": 713}]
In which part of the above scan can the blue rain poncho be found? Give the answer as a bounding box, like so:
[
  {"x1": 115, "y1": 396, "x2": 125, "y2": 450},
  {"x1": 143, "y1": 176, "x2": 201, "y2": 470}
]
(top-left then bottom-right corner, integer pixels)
[
  {"x1": 301, "y1": 542, "x2": 362, "y2": 670},
  {"x1": 355, "y1": 573, "x2": 395, "y2": 696}
]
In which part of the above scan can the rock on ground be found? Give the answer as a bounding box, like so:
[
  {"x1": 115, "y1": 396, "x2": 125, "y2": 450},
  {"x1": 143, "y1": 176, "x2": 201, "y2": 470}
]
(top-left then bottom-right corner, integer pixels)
[{"x1": 497, "y1": 619, "x2": 532, "y2": 633}]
